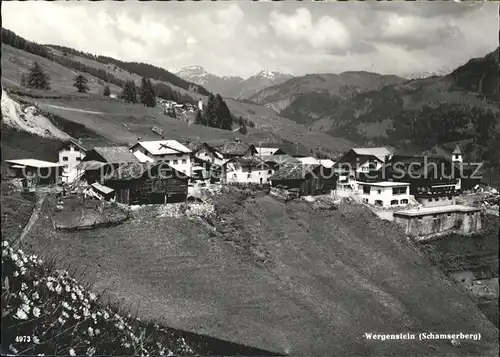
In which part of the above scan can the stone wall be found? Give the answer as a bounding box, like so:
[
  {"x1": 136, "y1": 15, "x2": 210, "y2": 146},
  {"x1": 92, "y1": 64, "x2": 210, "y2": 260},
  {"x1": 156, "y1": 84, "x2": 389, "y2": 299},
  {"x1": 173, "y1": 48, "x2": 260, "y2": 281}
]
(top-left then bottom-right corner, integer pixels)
[{"x1": 394, "y1": 210, "x2": 482, "y2": 240}]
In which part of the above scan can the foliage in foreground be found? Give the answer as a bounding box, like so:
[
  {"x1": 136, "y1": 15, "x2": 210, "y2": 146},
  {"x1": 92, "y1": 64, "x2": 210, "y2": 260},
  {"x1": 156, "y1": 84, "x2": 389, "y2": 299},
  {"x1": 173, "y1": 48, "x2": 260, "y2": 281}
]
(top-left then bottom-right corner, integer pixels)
[{"x1": 1, "y1": 240, "x2": 197, "y2": 356}]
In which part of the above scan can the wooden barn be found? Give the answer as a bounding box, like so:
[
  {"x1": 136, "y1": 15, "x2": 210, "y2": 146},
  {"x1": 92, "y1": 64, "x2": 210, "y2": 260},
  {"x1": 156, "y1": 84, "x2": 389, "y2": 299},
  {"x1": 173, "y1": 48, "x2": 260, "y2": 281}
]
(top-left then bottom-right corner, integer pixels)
[
  {"x1": 79, "y1": 146, "x2": 138, "y2": 184},
  {"x1": 103, "y1": 162, "x2": 188, "y2": 205},
  {"x1": 269, "y1": 163, "x2": 337, "y2": 196}
]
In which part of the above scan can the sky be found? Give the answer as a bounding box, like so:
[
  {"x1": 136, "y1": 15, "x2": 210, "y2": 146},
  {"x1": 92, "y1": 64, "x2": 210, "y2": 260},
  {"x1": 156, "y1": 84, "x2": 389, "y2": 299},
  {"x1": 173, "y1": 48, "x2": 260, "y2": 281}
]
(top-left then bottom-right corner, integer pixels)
[{"x1": 3, "y1": 0, "x2": 499, "y2": 79}]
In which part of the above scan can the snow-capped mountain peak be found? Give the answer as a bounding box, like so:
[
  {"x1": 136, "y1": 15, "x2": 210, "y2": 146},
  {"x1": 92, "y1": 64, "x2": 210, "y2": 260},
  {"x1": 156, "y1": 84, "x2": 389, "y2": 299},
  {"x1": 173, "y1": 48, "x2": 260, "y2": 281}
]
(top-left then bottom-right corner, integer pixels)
[
  {"x1": 176, "y1": 65, "x2": 208, "y2": 78},
  {"x1": 256, "y1": 70, "x2": 278, "y2": 80}
]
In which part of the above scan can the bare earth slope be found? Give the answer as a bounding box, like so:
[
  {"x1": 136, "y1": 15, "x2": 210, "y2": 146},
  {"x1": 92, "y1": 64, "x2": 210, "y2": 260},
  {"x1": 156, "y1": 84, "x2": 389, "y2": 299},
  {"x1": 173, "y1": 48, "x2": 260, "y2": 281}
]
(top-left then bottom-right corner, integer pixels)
[{"x1": 22, "y1": 196, "x2": 499, "y2": 357}]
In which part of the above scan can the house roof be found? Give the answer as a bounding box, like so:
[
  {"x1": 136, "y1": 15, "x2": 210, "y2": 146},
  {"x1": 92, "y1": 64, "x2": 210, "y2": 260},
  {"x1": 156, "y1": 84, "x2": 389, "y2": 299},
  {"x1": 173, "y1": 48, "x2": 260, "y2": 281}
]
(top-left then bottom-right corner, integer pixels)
[
  {"x1": 91, "y1": 182, "x2": 114, "y2": 195},
  {"x1": 133, "y1": 151, "x2": 155, "y2": 163},
  {"x1": 93, "y1": 146, "x2": 138, "y2": 164},
  {"x1": 297, "y1": 157, "x2": 321, "y2": 165},
  {"x1": 105, "y1": 162, "x2": 187, "y2": 181},
  {"x1": 214, "y1": 142, "x2": 255, "y2": 156},
  {"x1": 351, "y1": 147, "x2": 392, "y2": 162},
  {"x1": 66, "y1": 137, "x2": 117, "y2": 152},
  {"x1": 319, "y1": 159, "x2": 335, "y2": 168},
  {"x1": 5, "y1": 159, "x2": 64, "y2": 168},
  {"x1": 132, "y1": 140, "x2": 192, "y2": 156},
  {"x1": 76, "y1": 160, "x2": 106, "y2": 171},
  {"x1": 260, "y1": 154, "x2": 300, "y2": 164},
  {"x1": 269, "y1": 163, "x2": 319, "y2": 180},
  {"x1": 226, "y1": 156, "x2": 269, "y2": 169},
  {"x1": 275, "y1": 143, "x2": 311, "y2": 157},
  {"x1": 452, "y1": 145, "x2": 462, "y2": 154}
]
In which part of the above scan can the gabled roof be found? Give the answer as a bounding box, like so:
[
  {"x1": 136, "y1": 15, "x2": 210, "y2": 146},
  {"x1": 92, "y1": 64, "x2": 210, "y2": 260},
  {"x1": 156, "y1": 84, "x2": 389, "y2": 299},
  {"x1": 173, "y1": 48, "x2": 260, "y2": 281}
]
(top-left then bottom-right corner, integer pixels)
[
  {"x1": 214, "y1": 142, "x2": 256, "y2": 156},
  {"x1": 76, "y1": 160, "x2": 106, "y2": 171},
  {"x1": 93, "y1": 146, "x2": 138, "y2": 164},
  {"x1": 351, "y1": 147, "x2": 392, "y2": 162},
  {"x1": 452, "y1": 145, "x2": 462, "y2": 154},
  {"x1": 132, "y1": 140, "x2": 191, "y2": 156},
  {"x1": 225, "y1": 156, "x2": 269, "y2": 169},
  {"x1": 133, "y1": 151, "x2": 155, "y2": 163},
  {"x1": 66, "y1": 137, "x2": 117, "y2": 152},
  {"x1": 269, "y1": 163, "x2": 319, "y2": 180},
  {"x1": 259, "y1": 154, "x2": 300, "y2": 164},
  {"x1": 5, "y1": 159, "x2": 64, "y2": 168}
]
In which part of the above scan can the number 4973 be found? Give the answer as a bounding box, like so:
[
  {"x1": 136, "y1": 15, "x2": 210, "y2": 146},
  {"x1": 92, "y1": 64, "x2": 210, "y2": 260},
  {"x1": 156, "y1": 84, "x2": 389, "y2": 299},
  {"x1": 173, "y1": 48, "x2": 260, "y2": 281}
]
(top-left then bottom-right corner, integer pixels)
[{"x1": 15, "y1": 336, "x2": 31, "y2": 343}]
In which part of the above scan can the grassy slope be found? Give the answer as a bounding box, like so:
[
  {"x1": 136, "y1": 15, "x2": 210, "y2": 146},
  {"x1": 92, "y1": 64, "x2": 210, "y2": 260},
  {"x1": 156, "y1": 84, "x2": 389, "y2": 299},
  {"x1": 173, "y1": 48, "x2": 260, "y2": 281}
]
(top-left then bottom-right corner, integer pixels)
[
  {"x1": 1, "y1": 45, "x2": 122, "y2": 96},
  {"x1": 20, "y1": 195, "x2": 499, "y2": 356},
  {"x1": 2, "y1": 44, "x2": 355, "y2": 156}
]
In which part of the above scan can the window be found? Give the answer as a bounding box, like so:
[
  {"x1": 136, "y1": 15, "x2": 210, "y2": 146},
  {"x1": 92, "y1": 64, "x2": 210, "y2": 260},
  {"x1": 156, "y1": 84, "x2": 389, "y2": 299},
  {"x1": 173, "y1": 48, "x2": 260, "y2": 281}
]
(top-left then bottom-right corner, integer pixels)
[
  {"x1": 448, "y1": 196, "x2": 452, "y2": 200},
  {"x1": 447, "y1": 213, "x2": 452, "y2": 217},
  {"x1": 418, "y1": 217, "x2": 423, "y2": 220},
  {"x1": 165, "y1": 160, "x2": 170, "y2": 164},
  {"x1": 182, "y1": 159, "x2": 187, "y2": 164},
  {"x1": 433, "y1": 214, "x2": 438, "y2": 219},
  {"x1": 268, "y1": 170, "x2": 273, "y2": 175},
  {"x1": 363, "y1": 185, "x2": 371, "y2": 194},
  {"x1": 62, "y1": 156, "x2": 68, "y2": 161},
  {"x1": 434, "y1": 198, "x2": 439, "y2": 202},
  {"x1": 400, "y1": 199, "x2": 408, "y2": 204},
  {"x1": 392, "y1": 187, "x2": 407, "y2": 195},
  {"x1": 247, "y1": 173, "x2": 251, "y2": 179},
  {"x1": 76, "y1": 157, "x2": 81, "y2": 161},
  {"x1": 173, "y1": 160, "x2": 178, "y2": 165},
  {"x1": 377, "y1": 189, "x2": 381, "y2": 194},
  {"x1": 362, "y1": 198, "x2": 369, "y2": 204},
  {"x1": 391, "y1": 200, "x2": 398, "y2": 205},
  {"x1": 428, "y1": 199, "x2": 432, "y2": 202},
  {"x1": 374, "y1": 200, "x2": 383, "y2": 206}
]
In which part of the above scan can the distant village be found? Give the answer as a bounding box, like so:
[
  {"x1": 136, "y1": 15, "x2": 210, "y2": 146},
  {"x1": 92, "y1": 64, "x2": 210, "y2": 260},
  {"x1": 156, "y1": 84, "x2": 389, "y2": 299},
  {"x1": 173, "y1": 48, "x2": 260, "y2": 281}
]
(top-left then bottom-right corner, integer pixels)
[{"x1": 4, "y1": 135, "x2": 499, "y2": 240}]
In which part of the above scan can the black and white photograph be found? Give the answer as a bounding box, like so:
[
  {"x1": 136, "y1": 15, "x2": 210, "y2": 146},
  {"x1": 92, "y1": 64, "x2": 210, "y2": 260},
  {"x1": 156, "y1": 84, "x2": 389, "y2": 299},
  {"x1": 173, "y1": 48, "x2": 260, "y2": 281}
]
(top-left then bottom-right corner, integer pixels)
[{"x1": 1, "y1": 0, "x2": 499, "y2": 356}]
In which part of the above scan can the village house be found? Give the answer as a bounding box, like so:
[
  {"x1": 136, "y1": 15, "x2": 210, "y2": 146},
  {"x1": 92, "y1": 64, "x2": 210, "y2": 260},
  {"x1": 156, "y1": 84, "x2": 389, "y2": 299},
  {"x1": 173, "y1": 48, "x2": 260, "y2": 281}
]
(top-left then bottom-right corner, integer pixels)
[
  {"x1": 129, "y1": 140, "x2": 192, "y2": 176},
  {"x1": 383, "y1": 155, "x2": 463, "y2": 208},
  {"x1": 5, "y1": 159, "x2": 64, "y2": 188},
  {"x1": 57, "y1": 138, "x2": 115, "y2": 183},
  {"x1": 334, "y1": 147, "x2": 393, "y2": 192},
  {"x1": 255, "y1": 146, "x2": 286, "y2": 156},
  {"x1": 184, "y1": 141, "x2": 224, "y2": 182},
  {"x1": 186, "y1": 141, "x2": 225, "y2": 166},
  {"x1": 358, "y1": 181, "x2": 411, "y2": 207},
  {"x1": 258, "y1": 154, "x2": 300, "y2": 171},
  {"x1": 213, "y1": 141, "x2": 257, "y2": 161},
  {"x1": 104, "y1": 162, "x2": 188, "y2": 205},
  {"x1": 221, "y1": 157, "x2": 272, "y2": 185},
  {"x1": 269, "y1": 163, "x2": 338, "y2": 197},
  {"x1": 257, "y1": 142, "x2": 310, "y2": 158},
  {"x1": 79, "y1": 146, "x2": 138, "y2": 184}
]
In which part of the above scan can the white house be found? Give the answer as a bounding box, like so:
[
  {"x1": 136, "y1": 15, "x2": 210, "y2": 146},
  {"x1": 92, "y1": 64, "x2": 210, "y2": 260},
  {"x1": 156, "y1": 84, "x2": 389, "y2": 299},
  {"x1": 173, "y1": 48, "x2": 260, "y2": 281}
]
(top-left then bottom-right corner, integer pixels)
[
  {"x1": 187, "y1": 142, "x2": 225, "y2": 166},
  {"x1": 334, "y1": 147, "x2": 393, "y2": 191},
  {"x1": 130, "y1": 140, "x2": 192, "y2": 176},
  {"x1": 58, "y1": 140, "x2": 87, "y2": 183},
  {"x1": 222, "y1": 157, "x2": 273, "y2": 185},
  {"x1": 358, "y1": 181, "x2": 410, "y2": 207},
  {"x1": 198, "y1": 99, "x2": 203, "y2": 111},
  {"x1": 297, "y1": 157, "x2": 320, "y2": 165}
]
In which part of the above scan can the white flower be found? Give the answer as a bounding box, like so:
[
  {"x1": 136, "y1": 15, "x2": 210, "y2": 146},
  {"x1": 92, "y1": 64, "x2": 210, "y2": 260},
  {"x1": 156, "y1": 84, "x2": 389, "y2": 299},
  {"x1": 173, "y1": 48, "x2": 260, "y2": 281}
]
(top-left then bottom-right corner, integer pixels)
[
  {"x1": 83, "y1": 307, "x2": 90, "y2": 317},
  {"x1": 33, "y1": 336, "x2": 40, "y2": 344},
  {"x1": 87, "y1": 327, "x2": 94, "y2": 337},
  {"x1": 21, "y1": 282, "x2": 28, "y2": 291},
  {"x1": 86, "y1": 347, "x2": 96, "y2": 357},
  {"x1": 103, "y1": 311, "x2": 109, "y2": 319},
  {"x1": 15, "y1": 308, "x2": 28, "y2": 320},
  {"x1": 9, "y1": 344, "x2": 18, "y2": 354},
  {"x1": 65, "y1": 285, "x2": 71, "y2": 292},
  {"x1": 2, "y1": 240, "x2": 8, "y2": 247},
  {"x1": 33, "y1": 280, "x2": 40, "y2": 287},
  {"x1": 46, "y1": 281, "x2": 54, "y2": 291},
  {"x1": 123, "y1": 343, "x2": 131, "y2": 348},
  {"x1": 94, "y1": 328, "x2": 100, "y2": 335},
  {"x1": 38, "y1": 259, "x2": 43, "y2": 265},
  {"x1": 32, "y1": 291, "x2": 40, "y2": 300},
  {"x1": 62, "y1": 311, "x2": 69, "y2": 319},
  {"x1": 55, "y1": 284, "x2": 63, "y2": 294},
  {"x1": 89, "y1": 293, "x2": 97, "y2": 301},
  {"x1": 73, "y1": 313, "x2": 81, "y2": 320},
  {"x1": 69, "y1": 348, "x2": 76, "y2": 356},
  {"x1": 62, "y1": 301, "x2": 71, "y2": 310},
  {"x1": 71, "y1": 293, "x2": 77, "y2": 300},
  {"x1": 58, "y1": 317, "x2": 66, "y2": 325},
  {"x1": 20, "y1": 267, "x2": 27, "y2": 275},
  {"x1": 21, "y1": 303, "x2": 30, "y2": 313},
  {"x1": 13, "y1": 271, "x2": 19, "y2": 277},
  {"x1": 11, "y1": 253, "x2": 18, "y2": 262},
  {"x1": 33, "y1": 307, "x2": 41, "y2": 317}
]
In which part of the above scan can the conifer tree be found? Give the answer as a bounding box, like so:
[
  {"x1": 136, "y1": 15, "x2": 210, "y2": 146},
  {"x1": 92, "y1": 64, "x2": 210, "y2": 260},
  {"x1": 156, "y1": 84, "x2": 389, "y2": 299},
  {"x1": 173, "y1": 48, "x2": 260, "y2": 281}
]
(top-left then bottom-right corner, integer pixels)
[
  {"x1": 27, "y1": 62, "x2": 51, "y2": 90},
  {"x1": 203, "y1": 94, "x2": 218, "y2": 128},
  {"x1": 139, "y1": 77, "x2": 157, "y2": 107},
  {"x1": 73, "y1": 74, "x2": 89, "y2": 93},
  {"x1": 121, "y1": 80, "x2": 138, "y2": 103},
  {"x1": 238, "y1": 116, "x2": 248, "y2": 135},
  {"x1": 215, "y1": 94, "x2": 233, "y2": 130},
  {"x1": 103, "y1": 85, "x2": 111, "y2": 97}
]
